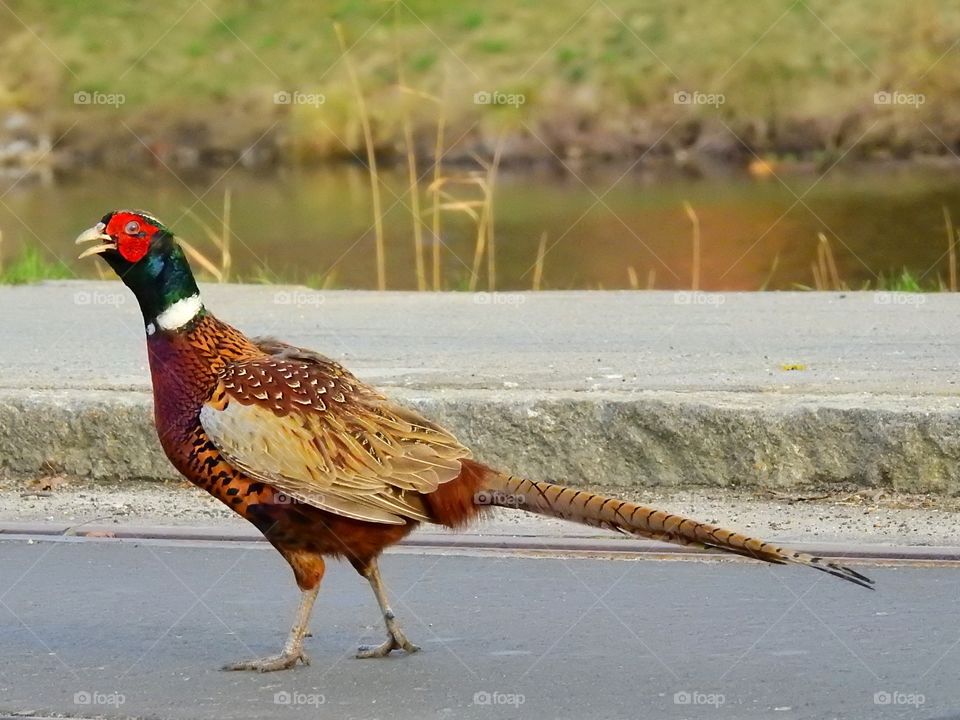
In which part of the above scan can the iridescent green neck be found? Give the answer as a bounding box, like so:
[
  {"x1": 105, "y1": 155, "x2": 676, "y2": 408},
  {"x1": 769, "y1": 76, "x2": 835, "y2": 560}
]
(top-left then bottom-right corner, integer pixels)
[{"x1": 109, "y1": 236, "x2": 203, "y2": 331}]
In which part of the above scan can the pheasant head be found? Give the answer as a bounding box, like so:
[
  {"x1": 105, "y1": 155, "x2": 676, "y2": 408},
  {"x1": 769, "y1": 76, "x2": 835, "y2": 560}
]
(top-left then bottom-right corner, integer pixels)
[{"x1": 76, "y1": 210, "x2": 202, "y2": 333}]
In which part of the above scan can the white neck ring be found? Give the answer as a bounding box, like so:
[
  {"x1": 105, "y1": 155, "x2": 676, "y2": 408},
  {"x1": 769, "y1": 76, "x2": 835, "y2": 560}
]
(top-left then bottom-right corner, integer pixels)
[{"x1": 155, "y1": 293, "x2": 203, "y2": 331}]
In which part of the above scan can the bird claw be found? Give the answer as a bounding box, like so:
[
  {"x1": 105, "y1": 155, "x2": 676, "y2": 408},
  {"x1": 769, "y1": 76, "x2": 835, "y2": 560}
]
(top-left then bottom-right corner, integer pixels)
[
  {"x1": 356, "y1": 632, "x2": 420, "y2": 659},
  {"x1": 222, "y1": 650, "x2": 310, "y2": 672}
]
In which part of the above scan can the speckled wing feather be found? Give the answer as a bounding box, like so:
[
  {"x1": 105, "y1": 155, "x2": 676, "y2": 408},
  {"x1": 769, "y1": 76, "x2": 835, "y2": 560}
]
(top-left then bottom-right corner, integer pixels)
[{"x1": 199, "y1": 338, "x2": 471, "y2": 525}]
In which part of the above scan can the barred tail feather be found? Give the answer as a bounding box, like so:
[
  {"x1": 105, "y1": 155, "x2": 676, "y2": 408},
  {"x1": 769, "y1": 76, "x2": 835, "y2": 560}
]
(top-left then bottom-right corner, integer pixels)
[{"x1": 482, "y1": 470, "x2": 874, "y2": 590}]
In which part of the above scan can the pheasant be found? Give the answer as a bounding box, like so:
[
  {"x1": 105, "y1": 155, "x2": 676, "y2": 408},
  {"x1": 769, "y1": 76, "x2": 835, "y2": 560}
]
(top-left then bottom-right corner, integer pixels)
[{"x1": 76, "y1": 210, "x2": 873, "y2": 672}]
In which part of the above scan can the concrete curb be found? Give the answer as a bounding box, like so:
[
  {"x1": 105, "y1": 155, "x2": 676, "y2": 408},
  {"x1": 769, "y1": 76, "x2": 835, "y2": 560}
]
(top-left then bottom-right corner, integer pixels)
[
  {"x1": 5, "y1": 285, "x2": 960, "y2": 495},
  {"x1": 3, "y1": 386, "x2": 960, "y2": 494}
]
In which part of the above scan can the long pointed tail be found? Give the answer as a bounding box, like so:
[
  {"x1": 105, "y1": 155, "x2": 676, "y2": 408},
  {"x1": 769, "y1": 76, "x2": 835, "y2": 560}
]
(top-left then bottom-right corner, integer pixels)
[{"x1": 480, "y1": 469, "x2": 874, "y2": 590}]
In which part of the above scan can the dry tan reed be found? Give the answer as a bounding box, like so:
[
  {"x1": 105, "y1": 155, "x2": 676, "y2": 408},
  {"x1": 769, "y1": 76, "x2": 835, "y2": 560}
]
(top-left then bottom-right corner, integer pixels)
[
  {"x1": 431, "y1": 113, "x2": 446, "y2": 291},
  {"x1": 816, "y1": 232, "x2": 842, "y2": 290},
  {"x1": 179, "y1": 190, "x2": 233, "y2": 282},
  {"x1": 944, "y1": 206, "x2": 957, "y2": 292},
  {"x1": 532, "y1": 231, "x2": 547, "y2": 290},
  {"x1": 335, "y1": 22, "x2": 386, "y2": 290},
  {"x1": 683, "y1": 200, "x2": 701, "y2": 291}
]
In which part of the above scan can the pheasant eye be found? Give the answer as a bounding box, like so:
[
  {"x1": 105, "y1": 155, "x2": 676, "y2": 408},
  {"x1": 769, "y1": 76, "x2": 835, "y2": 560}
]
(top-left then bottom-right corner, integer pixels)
[{"x1": 124, "y1": 220, "x2": 141, "y2": 235}]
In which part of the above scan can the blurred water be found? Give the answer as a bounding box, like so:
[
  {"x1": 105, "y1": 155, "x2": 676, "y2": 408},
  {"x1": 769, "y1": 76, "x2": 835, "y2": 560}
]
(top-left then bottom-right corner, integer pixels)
[{"x1": 1, "y1": 162, "x2": 957, "y2": 290}]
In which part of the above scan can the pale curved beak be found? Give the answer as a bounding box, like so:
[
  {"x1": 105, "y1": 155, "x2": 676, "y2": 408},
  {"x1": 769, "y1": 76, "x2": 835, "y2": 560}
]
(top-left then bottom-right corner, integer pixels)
[{"x1": 75, "y1": 222, "x2": 114, "y2": 259}]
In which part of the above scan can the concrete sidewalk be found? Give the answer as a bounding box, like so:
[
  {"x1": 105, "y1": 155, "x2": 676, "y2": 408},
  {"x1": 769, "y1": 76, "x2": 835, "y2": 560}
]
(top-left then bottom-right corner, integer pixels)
[{"x1": 2, "y1": 282, "x2": 959, "y2": 493}]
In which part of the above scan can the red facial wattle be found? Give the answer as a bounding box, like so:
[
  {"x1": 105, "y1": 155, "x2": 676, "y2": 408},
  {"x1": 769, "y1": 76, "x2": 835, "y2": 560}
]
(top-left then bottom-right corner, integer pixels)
[
  {"x1": 117, "y1": 233, "x2": 151, "y2": 262},
  {"x1": 105, "y1": 212, "x2": 158, "y2": 263}
]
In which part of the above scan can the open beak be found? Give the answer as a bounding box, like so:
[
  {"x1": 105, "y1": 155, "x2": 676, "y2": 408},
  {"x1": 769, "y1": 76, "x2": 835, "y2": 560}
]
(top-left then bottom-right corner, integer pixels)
[{"x1": 75, "y1": 222, "x2": 114, "y2": 259}]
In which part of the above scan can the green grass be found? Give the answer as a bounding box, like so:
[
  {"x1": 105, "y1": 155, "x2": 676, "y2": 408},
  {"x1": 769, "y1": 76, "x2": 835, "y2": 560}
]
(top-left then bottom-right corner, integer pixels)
[
  {"x1": 794, "y1": 268, "x2": 940, "y2": 292},
  {"x1": 1, "y1": 1, "x2": 958, "y2": 160},
  {"x1": 873, "y1": 269, "x2": 926, "y2": 292},
  {"x1": 0, "y1": 246, "x2": 72, "y2": 285}
]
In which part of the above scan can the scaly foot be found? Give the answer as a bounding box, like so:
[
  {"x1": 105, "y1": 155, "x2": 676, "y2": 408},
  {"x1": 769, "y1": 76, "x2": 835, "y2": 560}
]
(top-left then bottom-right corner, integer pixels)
[
  {"x1": 356, "y1": 630, "x2": 420, "y2": 659},
  {"x1": 354, "y1": 560, "x2": 421, "y2": 659},
  {"x1": 223, "y1": 650, "x2": 310, "y2": 672}
]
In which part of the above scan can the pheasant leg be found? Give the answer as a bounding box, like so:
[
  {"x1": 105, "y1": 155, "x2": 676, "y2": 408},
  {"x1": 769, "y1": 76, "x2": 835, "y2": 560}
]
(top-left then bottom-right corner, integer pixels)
[
  {"x1": 356, "y1": 560, "x2": 420, "y2": 658},
  {"x1": 224, "y1": 586, "x2": 318, "y2": 672}
]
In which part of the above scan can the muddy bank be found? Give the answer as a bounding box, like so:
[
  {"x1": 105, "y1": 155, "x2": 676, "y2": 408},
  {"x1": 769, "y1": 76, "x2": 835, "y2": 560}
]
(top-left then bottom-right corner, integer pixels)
[{"x1": 1, "y1": 107, "x2": 954, "y2": 177}]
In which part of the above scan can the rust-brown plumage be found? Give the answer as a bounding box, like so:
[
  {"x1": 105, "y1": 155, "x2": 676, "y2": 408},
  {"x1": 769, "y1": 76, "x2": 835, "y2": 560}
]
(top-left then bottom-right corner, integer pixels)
[{"x1": 77, "y1": 210, "x2": 873, "y2": 673}]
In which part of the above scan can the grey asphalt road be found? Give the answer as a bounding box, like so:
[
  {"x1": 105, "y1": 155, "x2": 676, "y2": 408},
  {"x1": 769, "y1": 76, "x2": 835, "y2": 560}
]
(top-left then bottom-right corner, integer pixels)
[{"x1": 1, "y1": 538, "x2": 958, "y2": 720}]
